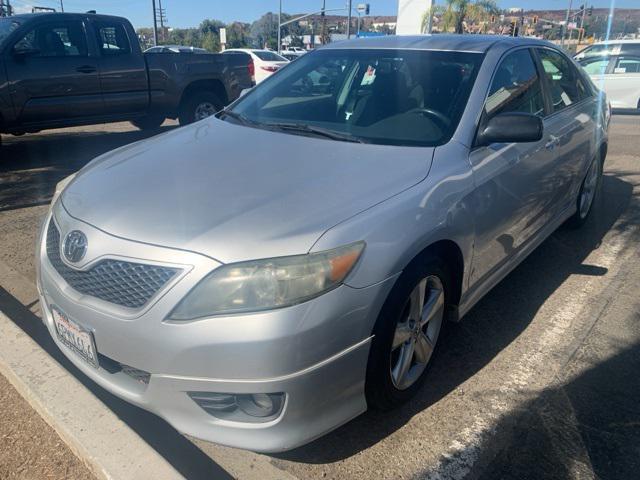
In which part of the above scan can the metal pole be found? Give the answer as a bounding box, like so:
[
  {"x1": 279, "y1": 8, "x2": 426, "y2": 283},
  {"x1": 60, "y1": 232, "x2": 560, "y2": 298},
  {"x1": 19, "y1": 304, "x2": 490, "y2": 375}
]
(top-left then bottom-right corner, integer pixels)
[
  {"x1": 277, "y1": 0, "x2": 282, "y2": 53},
  {"x1": 426, "y1": 0, "x2": 435, "y2": 33},
  {"x1": 561, "y1": 0, "x2": 572, "y2": 47},
  {"x1": 158, "y1": 0, "x2": 164, "y2": 43},
  {"x1": 346, "y1": 0, "x2": 352, "y2": 39},
  {"x1": 5, "y1": 0, "x2": 10, "y2": 16},
  {"x1": 59, "y1": 0, "x2": 63, "y2": 12},
  {"x1": 321, "y1": 0, "x2": 327, "y2": 45},
  {"x1": 357, "y1": 12, "x2": 360, "y2": 37},
  {"x1": 151, "y1": 0, "x2": 158, "y2": 46}
]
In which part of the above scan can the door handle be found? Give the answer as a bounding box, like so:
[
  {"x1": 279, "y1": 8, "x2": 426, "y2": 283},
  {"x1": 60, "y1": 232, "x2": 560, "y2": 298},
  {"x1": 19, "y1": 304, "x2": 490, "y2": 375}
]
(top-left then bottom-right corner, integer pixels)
[
  {"x1": 76, "y1": 65, "x2": 97, "y2": 73},
  {"x1": 545, "y1": 135, "x2": 560, "y2": 150}
]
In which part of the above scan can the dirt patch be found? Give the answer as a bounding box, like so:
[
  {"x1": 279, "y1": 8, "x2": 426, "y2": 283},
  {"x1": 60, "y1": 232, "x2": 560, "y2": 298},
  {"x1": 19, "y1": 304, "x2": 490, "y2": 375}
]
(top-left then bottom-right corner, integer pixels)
[{"x1": 0, "y1": 373, "x2": 95, "y2": 480}]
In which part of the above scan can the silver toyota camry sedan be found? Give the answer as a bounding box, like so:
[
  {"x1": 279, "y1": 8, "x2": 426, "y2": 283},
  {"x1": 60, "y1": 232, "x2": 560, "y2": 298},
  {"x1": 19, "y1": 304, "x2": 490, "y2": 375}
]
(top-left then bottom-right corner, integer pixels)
[{"x1": 37, "y1": 35, "x2": 609, "y2": 452}]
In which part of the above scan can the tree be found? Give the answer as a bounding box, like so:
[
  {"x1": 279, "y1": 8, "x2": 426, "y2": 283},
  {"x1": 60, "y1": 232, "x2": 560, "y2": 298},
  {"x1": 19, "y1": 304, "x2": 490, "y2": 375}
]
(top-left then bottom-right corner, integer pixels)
[
  {"x1": 225, "y1": 22, "x2": 251, "y2": 48},
  {"x1": 250, "y1": 12, "x2": 279, "y2": 49},
  {"x1": 425, "y1": 0, "x2": 499, "y2": 34}
]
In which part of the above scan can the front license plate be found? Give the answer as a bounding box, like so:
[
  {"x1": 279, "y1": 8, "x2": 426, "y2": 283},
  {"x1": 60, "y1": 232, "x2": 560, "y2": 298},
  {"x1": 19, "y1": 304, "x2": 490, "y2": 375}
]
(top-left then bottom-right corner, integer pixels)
[{"x1": 52, "y1": 306, "x2": 99, "y2": 369}]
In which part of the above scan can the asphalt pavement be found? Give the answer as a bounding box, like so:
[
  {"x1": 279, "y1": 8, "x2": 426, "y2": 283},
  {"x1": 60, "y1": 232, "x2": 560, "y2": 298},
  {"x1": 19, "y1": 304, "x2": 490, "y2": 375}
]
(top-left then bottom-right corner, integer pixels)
[{"x1": 0, "y1": 116, "x2": 638, "y2": 479}]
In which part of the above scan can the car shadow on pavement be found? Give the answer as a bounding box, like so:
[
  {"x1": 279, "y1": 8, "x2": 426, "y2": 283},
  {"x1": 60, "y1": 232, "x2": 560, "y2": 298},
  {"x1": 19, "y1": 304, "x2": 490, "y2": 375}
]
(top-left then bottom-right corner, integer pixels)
[
  {"x1": 464, "y1": 342, "x2": 640, "y2": 480},
  {"x1": 274, "y1": 172, "x2": 637, "y2": 464},
  {"x1": 0, "y1": 126, "x2": 174, "y2": 212}
]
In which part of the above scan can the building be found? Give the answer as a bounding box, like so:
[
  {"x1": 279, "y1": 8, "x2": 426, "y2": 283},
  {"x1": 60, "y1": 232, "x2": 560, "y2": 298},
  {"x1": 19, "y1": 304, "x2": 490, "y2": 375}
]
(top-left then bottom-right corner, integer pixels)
[{"x1": 396, "y1": 0, "x2": 433, "y2": 35}]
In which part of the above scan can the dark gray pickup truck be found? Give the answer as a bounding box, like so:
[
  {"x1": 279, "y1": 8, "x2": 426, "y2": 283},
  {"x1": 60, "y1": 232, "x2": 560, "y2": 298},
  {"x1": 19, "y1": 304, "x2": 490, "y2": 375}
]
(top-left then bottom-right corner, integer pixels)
[{"x1": 0, "y1": 12, "x2": 253, "y2": 144}]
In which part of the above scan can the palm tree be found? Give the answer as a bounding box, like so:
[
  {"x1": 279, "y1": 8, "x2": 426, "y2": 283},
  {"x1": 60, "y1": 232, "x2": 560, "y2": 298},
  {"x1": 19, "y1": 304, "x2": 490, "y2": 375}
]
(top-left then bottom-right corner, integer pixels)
[{"x1": 423, "y1": 0, "x2": 499, "y2": 34}]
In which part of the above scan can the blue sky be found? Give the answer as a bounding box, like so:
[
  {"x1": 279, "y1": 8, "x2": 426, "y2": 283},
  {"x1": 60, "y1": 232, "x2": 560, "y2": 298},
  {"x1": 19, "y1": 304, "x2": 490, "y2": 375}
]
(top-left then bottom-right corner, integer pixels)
[{"x1": 10, "y1": 0, "x2": 638, "y2": 28}]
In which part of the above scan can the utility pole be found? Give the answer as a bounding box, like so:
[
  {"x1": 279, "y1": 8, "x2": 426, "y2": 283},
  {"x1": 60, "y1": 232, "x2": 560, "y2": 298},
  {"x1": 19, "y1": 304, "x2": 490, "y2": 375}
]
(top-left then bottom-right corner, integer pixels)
[
  {"x1": 346, "y1": 0, "x2": 352, "y2": 39},
  {"x1": 321, "y1": 0, "x2": 327, "y2": 45},
  {"x1": 277, "y1": 0, "x2": 282, "y2": 53},
  {"x1": 561, "y1": 0, "x2": 572, "y2": 47},
  {"x1": 59, "y1": 0, "x2": 63, "y2": 12},
  {"x1": 159, "y1": 0, "x2": 164, "y2": 40},
  {"x1": 151, "y1": 0, "x2": 158, "y2": 46}
]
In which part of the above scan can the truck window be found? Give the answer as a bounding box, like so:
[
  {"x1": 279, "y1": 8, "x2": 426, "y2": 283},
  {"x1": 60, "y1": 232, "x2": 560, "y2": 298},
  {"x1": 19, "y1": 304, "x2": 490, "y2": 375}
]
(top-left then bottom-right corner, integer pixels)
[
  {"x1": 14, "y1": 21, "x2": 87, "y2": 57},
  {"x1": 95, "y1": 22, "x2": 130, "y2": 55}
]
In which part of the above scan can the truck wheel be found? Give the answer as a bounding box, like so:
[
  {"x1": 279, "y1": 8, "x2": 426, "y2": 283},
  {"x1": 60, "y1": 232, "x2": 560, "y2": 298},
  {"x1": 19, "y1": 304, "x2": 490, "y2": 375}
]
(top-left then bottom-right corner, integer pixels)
[
  {"x1": 179, "y1": 91, "x2": 223, "y2": 125},
  {"x1": 131, "y1": 115, "x2": 165, "y2": 131}
]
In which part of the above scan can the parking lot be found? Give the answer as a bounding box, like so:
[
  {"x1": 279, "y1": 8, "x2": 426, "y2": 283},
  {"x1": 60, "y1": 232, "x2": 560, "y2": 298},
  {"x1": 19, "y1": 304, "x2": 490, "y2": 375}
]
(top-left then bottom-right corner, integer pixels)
[{"x1": 1, "y1": 115, "x2": 639, "y2": 479}]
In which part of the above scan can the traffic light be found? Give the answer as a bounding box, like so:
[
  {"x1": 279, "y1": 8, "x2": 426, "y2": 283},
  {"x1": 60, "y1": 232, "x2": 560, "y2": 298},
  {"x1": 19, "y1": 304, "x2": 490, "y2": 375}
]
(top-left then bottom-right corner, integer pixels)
[
  {"x1": 533, "y1": 15, "x2": 538, "y2": 24},
  {"x1": 587, "y1": 6, "x2": 593, "y2": 16},
  {"x1": 491, "y1": 15, "x2": 495, "y2": 23}
]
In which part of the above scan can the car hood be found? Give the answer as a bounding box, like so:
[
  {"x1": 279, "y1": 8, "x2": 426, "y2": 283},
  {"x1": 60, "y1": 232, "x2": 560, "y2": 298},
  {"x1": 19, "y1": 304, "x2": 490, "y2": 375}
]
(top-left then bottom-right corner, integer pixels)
[{"x1": 62, "y1": 118, "x2": 433, "y2": 263}]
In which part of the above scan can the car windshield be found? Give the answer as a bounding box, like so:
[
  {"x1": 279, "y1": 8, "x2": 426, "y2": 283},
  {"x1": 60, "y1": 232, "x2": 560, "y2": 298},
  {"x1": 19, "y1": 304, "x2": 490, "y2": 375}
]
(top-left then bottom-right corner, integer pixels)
[
  {"x1": 0, "y1": 18, "x2": 20, "y2": 47},
  {"x1": 228, "y1": 49, "x2": 482, "y2": 147},
  {"x1": 254, "y1": 50, "x2": 288, "y2": 62}
]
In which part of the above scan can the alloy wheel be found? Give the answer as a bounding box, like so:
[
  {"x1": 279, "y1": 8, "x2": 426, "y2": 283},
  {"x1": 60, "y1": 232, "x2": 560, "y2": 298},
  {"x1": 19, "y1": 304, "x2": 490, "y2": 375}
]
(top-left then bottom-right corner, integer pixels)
[
  {"x1": 390, "y1": 275, "x2": 445, "y2": 390},
  {"x1": 579, "y1": 159, "x2": 600, "y2": 219}
]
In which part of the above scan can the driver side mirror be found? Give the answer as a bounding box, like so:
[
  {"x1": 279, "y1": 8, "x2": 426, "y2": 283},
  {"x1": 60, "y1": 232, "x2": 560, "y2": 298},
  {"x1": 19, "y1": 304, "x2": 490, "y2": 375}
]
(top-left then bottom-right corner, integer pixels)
[{"x1": 476, "y1": 112, "x2": 543, "y2": 147}]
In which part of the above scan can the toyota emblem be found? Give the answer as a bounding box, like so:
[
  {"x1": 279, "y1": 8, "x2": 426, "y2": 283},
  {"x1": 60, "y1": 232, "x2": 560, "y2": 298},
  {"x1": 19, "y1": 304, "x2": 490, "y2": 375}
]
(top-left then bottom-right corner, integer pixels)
[{"x1": 63, "y1": 230, "x2": 88, "y2": 263}]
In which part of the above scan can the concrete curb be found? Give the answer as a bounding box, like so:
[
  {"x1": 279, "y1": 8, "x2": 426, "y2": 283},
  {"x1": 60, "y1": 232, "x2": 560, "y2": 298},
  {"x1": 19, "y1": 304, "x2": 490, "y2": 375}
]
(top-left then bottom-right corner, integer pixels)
[{"x1": 0, "y1": 309, "x2": 183, "y2": 480}]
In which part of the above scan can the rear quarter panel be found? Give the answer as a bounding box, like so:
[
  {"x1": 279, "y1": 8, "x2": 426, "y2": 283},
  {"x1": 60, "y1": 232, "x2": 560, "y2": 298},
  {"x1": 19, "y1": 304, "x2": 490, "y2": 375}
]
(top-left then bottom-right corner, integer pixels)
[{"x1": 146, "y1": 53, "x2": 252, "y2": 114}]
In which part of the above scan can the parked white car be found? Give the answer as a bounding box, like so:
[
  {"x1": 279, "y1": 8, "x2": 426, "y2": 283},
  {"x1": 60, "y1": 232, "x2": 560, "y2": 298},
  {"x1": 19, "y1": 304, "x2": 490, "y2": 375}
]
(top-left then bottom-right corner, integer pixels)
[
  {"x1": 281, "y1": 46, "x2": 307, "y2": 57},
  {"x1": 223, "y1": 48, "x2": 289, "y2": 83},
  {"x1": 574, "y1": 39, "x2": 640, "y2": 61},
  {"x1": 578, "y1": 52, "x2": 640, "y2": 112}
]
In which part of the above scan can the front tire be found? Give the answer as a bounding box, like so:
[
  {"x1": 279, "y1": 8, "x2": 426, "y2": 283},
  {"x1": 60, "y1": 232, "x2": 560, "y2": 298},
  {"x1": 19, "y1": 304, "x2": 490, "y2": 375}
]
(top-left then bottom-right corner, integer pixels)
[
  {"x1": 179, "y1": 91, "x2": 223, "y2": 126},
  {"x1": 567, "y1": 154, "x2": 602, "y2": 228},
  {"x1": 130, "y1": 115, "x2": 165, "y2": 131},
  {"x1": 365, "y1": 255, "x2": 450, "y2": 410}
]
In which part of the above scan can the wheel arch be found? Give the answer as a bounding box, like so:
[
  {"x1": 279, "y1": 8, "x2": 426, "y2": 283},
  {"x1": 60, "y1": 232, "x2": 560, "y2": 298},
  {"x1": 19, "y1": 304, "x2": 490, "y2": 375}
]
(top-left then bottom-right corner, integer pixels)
[
  {"x1": 179, "y1": 79, "x2": 228, "y2": 109},
  {"x1": 405, "y1": 239, "x2": 464, "y2": 311}
]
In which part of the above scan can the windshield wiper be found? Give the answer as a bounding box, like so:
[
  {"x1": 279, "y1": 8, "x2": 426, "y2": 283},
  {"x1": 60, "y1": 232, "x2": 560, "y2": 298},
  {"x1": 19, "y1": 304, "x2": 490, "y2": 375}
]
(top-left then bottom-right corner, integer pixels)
[
  {"x1": 265, "y1": 122, "x2": 368, "y2": 143},
  {"x1": 217, "y1": 109, "x2": 257, "y2": 126}
]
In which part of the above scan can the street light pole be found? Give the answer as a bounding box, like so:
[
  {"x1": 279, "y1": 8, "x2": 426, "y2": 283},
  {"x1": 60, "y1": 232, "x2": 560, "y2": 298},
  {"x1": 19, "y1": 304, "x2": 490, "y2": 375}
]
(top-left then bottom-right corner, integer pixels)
[
  {"x1": 346, "y1": 0, "x2": 352, "y2": 39},
  {"x1": 278, "y1": 0, "x2": 282, "y2": 53}
]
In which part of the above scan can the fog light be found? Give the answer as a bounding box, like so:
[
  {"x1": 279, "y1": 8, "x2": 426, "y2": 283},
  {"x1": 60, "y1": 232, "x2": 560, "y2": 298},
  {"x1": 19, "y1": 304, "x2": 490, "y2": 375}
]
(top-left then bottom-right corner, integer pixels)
[
  {"x1": 188, "y1": 391, "x2": 285, "y2": 423},
  {"x1": 236, "y1": 393, "x2": 282, "y2": 418}
]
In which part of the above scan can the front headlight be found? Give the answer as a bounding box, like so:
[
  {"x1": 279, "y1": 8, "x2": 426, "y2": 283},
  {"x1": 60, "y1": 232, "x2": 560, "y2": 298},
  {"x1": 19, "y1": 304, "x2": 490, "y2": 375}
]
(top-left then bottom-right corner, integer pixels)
[
  {"x1": 169, "y1": 241, "x2": 365, "y2": 320},
  {"x1": 50, "y1": 173, "x2": 77, "y2": 207}
]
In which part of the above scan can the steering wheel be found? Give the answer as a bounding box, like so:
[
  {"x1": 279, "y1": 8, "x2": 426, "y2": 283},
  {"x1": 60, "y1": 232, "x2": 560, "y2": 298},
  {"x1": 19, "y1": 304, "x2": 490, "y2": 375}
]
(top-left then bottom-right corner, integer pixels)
[{"x1": 409, "y1": 108, "x2": 451, "y2": 129}]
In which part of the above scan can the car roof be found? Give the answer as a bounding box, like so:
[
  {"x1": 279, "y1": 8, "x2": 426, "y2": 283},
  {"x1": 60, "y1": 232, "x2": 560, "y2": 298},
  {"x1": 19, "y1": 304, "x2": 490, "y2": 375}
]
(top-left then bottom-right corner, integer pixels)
[
  {"x1": 8, "y1": 12, "x2": 128, "y2": 23},
  {"x1": 592, "y1": 39, "x2": 640, "y2": 45},
  {"x1": 321, "y1": 34, "x2": 551, "y2": 53}
]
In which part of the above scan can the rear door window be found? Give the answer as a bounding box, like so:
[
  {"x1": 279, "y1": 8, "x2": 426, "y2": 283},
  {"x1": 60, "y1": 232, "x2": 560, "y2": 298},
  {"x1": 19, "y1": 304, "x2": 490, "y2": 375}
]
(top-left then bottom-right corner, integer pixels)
[
  {"x1": 613, "y1": 56, "x2": 640, "y2": 74},
  {"x1": 537, "y1": 48, "x2": 591, "y2": 113},
  {"x1": 95, "y1": 22, "x2": 131, "y2": 55}
]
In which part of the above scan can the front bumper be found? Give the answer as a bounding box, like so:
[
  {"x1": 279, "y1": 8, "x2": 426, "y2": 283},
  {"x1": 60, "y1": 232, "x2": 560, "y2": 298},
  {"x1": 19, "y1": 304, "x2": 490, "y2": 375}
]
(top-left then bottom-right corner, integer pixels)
[{"x1": 37, "y1": 206, "x2": 396, "y2": 451}]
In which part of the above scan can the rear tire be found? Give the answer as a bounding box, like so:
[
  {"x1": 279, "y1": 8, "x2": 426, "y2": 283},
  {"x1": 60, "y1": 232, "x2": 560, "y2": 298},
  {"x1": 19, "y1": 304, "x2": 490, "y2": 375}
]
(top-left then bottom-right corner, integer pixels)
[
  {"x1": 567, "y1": 154, "x2": 603, "y2": 228},
  {"x1": 365, "y1": 255, "x2": 451, "y2": 411},
  {"x1": 130, "y1": 115, "x2": 165, "y2": 131},
  {"x1": 179, "y1": 91, "x2": 223, "y2": 126}
]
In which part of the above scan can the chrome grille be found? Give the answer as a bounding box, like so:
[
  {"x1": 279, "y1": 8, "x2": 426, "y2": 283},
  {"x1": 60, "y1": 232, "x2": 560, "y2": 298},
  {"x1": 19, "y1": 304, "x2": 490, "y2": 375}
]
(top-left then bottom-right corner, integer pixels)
[{"x1": 46, "y1": 220, "x2": 179, "y2": 309}]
